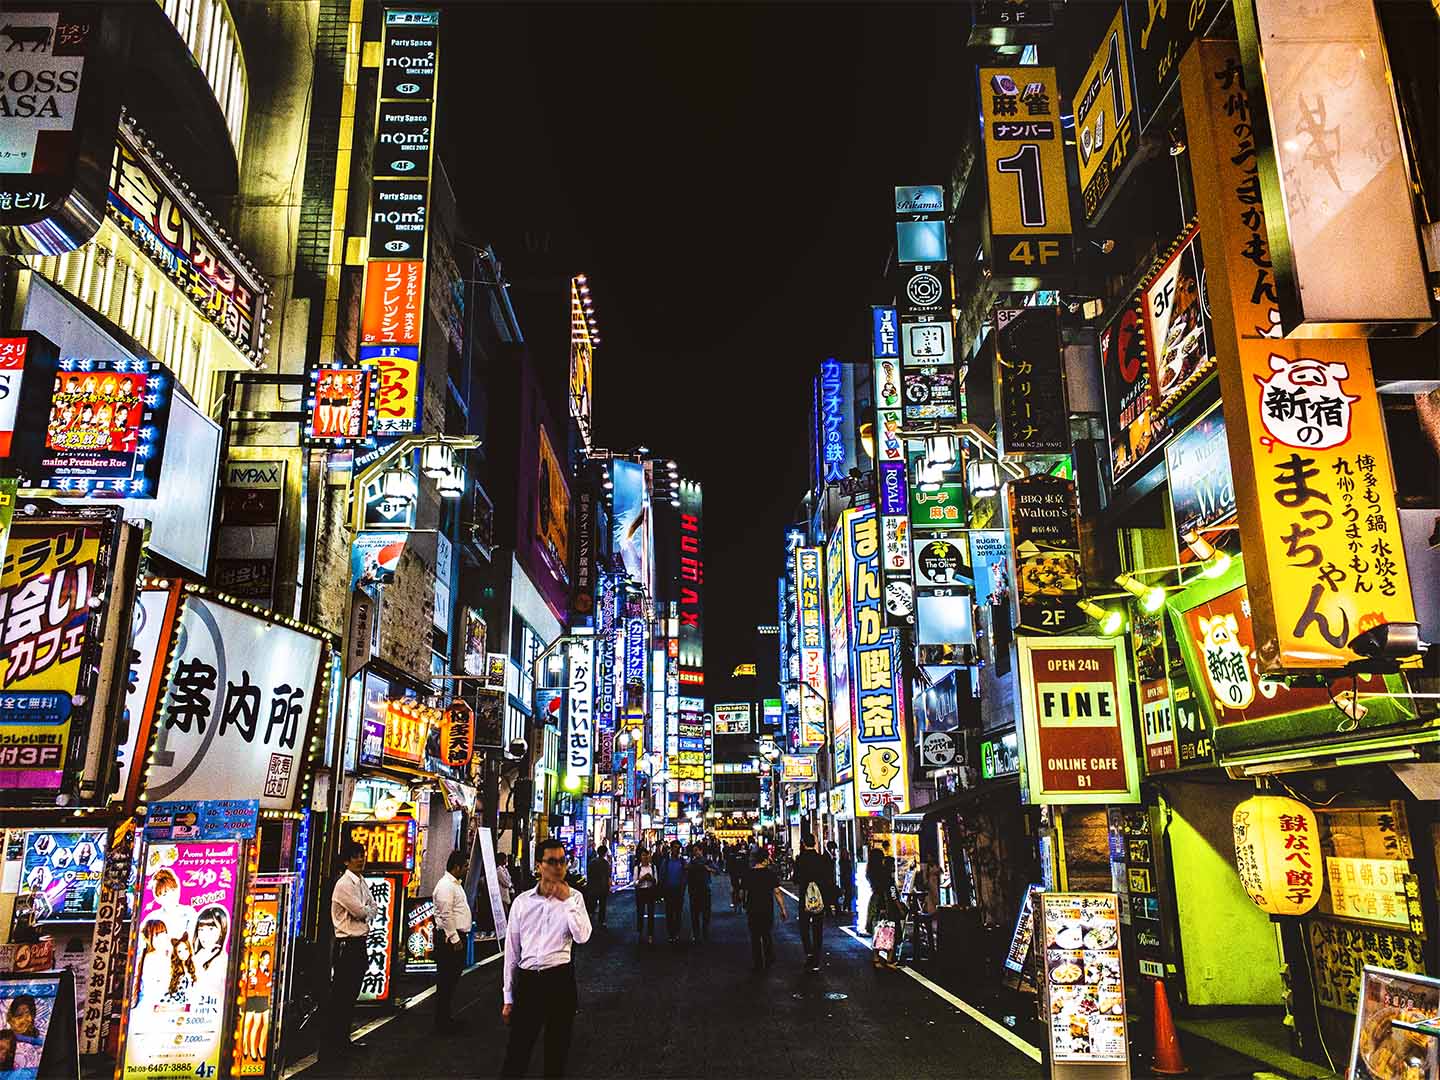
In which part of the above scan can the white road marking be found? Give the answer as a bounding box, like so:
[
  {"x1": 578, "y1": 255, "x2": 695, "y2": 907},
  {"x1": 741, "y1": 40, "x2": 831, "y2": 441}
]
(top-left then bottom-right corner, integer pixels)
[
  {"x1": 836, "y1": 924, "x2": 1042, "y2": 1064},
  {"x1": 280, "y1": 953, "x2": 503, "y2": 1079}
]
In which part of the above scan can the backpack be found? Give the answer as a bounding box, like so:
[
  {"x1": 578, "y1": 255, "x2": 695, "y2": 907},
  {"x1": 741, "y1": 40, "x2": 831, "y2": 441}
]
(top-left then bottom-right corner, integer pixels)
[{"x1": 804, "y1": 880, "x2": 824, "y2": 914}]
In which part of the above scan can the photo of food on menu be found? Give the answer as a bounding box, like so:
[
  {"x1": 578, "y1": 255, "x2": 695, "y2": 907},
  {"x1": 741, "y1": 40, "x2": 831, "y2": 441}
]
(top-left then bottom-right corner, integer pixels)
[{"x1": 1042, "y1": 893, "x2": 1126, "y2": 1063}]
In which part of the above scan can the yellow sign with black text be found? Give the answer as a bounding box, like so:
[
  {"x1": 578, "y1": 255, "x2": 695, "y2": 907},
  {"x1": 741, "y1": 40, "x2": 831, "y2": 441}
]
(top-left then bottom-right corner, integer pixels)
[
  {"x1": 979, "y1": 66, "x2": 1073, "y2": 286},
  {"x1": 1182, "y1": 41, "x2": 1414, "y2": 671},
  {"x1": 1072, "y1": 7, "x2": 1136, "y2": 223}
]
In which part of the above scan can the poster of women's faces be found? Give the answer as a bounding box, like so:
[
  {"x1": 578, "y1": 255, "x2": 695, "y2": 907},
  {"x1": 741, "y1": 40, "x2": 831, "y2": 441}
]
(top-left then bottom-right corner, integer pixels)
[{"x1": 121, "y1": 842, "x2": 240, "y2": 1080}]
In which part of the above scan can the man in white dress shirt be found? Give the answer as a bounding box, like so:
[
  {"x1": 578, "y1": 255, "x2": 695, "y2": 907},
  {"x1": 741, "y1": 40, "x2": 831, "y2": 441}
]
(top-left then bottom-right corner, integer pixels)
[
  {"x1": 501, "y1": 837, "x2": 591, "y2": 1077},
  {"x1": 431, "y1": 849, "x2": 472, "y2": 1032},
  {"x1": 324, "y1": 840, "x2": 375, "y2": 1065}
]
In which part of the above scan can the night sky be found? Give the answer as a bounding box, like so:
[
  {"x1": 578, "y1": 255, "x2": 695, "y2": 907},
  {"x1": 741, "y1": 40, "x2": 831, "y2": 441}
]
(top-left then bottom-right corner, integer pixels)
[{"x1": 439, "y1": 3, "x2": 969, "y2": 686}]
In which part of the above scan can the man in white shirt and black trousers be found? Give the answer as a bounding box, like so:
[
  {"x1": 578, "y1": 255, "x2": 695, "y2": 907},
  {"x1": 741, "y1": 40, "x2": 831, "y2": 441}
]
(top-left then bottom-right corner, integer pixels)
[
  {"x1": 325, "y1": 840, "x2": 375, "y2": 1066},
  {"x1": 501, "y1": 837, "x2": 592, "y2": 1077},
  {"x1": 432, "y1": 849, "x2": 472, "y2": 1032}
]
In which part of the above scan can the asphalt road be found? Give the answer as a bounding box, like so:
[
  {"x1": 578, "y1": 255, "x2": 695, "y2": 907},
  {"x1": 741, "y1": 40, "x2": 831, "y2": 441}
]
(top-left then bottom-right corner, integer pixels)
[{"x1": 295, "y1": 886, "x2": 1044, "y2": 1079}]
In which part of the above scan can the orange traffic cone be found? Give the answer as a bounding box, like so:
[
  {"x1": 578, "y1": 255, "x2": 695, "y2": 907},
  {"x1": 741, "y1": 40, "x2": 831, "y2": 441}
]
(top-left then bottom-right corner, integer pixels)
[{"x1": 1151, "y1": 978, "x2": 1188, "y2": 1075}]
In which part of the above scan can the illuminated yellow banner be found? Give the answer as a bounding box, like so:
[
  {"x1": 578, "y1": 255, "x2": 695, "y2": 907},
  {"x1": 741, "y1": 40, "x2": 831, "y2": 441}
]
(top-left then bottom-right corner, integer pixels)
[
  {"x1": 978, "y1": 66, "x2": 1073, "y2": 285},
  {"x1": 1181, "y1": 40, "x2": 1414, "y2": 671}
]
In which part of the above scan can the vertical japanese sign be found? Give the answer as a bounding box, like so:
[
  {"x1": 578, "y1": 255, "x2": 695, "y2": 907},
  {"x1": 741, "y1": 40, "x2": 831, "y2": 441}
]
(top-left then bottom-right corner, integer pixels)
[
  {"x1": 678, "y1": 483, "x2": 703, "y2": 680},
  {"x1": 978, "y1": 66, "x2": 1073, "y2": 285},
  {"x1": 1072, "y1": 6, "x2": 1137, "y2": 223},
  {"x1": 1100, "y1": 301, "x2": 1165, "y2": 481},
  {"x1": 1006, "y1": 474, "x2": 1084, "y2": 633},
  {"x1": 358, "y1": 10, "x2": 439, "y2": 435},
  {"x1": 843, "y1": 507, "x2": 909, "y2": 816},
  {"x1": 566, "y1": 637, "x2": 594, "y2": 787},
  {"x1": 1016, "y1": 637, "x2": 1140, "y2": 804},
  {"x1": 1182, "y1": 41, "x2": 1414, "y2": 670},
  {"x1": 120, "y1": 840, "x2": 240, "y2": 1080},
  {"x1": 995, "y1": 306, "x2": 1068, "y2": 455},
  {"x1": 794, "y1": 547, "x2": 827, "y2": 748},
  {"x1": 358, "y1": 874, "x2": 401, "y2": 1003},
  {"x1": 0, "y1": 519, "x2": 109, "y2": 794},
  {"x1": 826, "y1": 520, "x2": 854, "y2": 783},
  {"x1": 569, "y1": 275, "x2": 594, "y2": 451},
  {"x1": 871, "y1": 307, "x2": 904, "y2": 466},
  {"x1": 817, "y1": 358, "x2": 847, "y2": 486},
  {"x1": 232, "y1": 878, "x2": 286, "y2": 1078}
]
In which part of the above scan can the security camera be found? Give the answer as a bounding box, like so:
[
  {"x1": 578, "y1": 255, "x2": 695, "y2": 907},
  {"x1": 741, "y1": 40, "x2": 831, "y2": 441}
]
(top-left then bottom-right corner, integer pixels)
[
  {"x1": 507, "y1": 738, "x2": 528, "y2": 759},
  {"x1": 1348, "y1": 621, "x2": 1424, "y2": 661}
]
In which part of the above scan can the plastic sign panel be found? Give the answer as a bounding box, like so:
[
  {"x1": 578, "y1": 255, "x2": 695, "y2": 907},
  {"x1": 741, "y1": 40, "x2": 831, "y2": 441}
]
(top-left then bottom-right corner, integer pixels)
[
  {"x1": 780, "y1": 754, "x2": 817, "y2": 784},
  {"x1": 995, "y1": 306, "x2": 1068, "y2": 455},
  {"x1": 978, "y1": 66, "x2": 1072, "y2": 286},
  {"x1": 1100, "y1": 301, "x2": 1167, "y2": 482},
  {"x1": 1182, "y1": 40, "x2": 1415, "y2": 670},
  {"x1": 357, "y1": 9, "x2": 440, "y2": 435},
  {"x1": 341, "y1": 818, "x2": 415, "y2": 874},
  {"x1": 843, "y1": 507, "x2": 909, "y2": 816},
  {"x1": 0, "y1": 5, "x2": 125, "y2": 256},
  {"x1": 305, "y1": 367, "x2": 375, "y2": 446},
  {"x1": 1236, "y1": 0, "x2": 1432, "y2": 334},
  {"x1": 144, "y1": 593, "x2": 327, "y2": 811},
  {"x1": 232, "y1": 877, "x2": 288, "y2": 1077},
  {"x1": 16, "y1": 357, "x2": 172, "y2": 497},
  {"x1": 120, "y1": 840, "x2": 240, "y2": 1080},
  {"x1": 826, "y1": 521, "x2": 854, "y2": 783},
  {"x1": 1016, "y1": 636, "x2": 1140, "y2": 804},
  {"x1": 566, "y1": 637, "x2": 594, "y2": 785},
  {"x1": 1072, "y1": 7, "x2": 1136, "y2": 224},
  {"x1": 794, "y1": 547, "x2": 827, "y2": 748},
  {"x1": 818, "y1": 358, "x2": 847, "y2": 485},
  {"x1": 382, "y1": 698, "x2": 435, "y2": 767},
  {"x1": 20, "y1": 829, "x2": 105, "y2": 921},
  {"x1": 1038, "y1": 893, "x2": 1128, "y2": 1064},
  {"x1": 109, "y1": 124, "x2": 270, "y2": 363},
  {"x1": 358, "y1": 873, "x2": 401, "y2": 1004},
  {"x1": 712, "y1": 702, "x2": 751, "y2": 735},
  {"x1": 1006, "y1": 474, "x2": 1085, "y2": 634},
  {"x1": 1140, "y1": 220, "x2": 1214, "y2": 416},
  {"x1": 1164, "y1": 404, "x2": 1236, "y2": 565},
  {"x1": 0, "y1": 518, "x2": 113, "y2": 796}
]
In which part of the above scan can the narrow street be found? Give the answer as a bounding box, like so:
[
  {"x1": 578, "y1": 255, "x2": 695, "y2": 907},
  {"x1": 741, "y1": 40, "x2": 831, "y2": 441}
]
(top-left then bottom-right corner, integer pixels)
[{"x1": 296, "y1": 889, "x2": 1043, "y2": 1079}]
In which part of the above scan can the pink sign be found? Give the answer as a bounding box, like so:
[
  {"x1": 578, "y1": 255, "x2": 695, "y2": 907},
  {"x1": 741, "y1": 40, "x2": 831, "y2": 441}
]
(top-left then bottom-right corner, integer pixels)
[{"x1": 121, "y1": 840, "x2": 240, "y2": 1080}]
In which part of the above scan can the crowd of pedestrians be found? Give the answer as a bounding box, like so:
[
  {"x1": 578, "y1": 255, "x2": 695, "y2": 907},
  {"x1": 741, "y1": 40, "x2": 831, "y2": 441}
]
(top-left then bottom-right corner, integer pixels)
[{"x1": 322, "y1": 832, "x2": 894, "y2": 1077}]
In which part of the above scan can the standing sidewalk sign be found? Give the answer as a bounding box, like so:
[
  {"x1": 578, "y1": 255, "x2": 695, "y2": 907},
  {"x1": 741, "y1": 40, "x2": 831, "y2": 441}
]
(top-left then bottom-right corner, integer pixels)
[{"x1": 1037, "y1": 892, "x2": 1130, "y2": 1079}]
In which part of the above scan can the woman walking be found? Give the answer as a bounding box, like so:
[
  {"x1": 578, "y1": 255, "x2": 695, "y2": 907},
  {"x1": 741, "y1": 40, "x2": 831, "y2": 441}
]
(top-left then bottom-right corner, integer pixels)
[{"x1": 634, "y1": 851, "x2": 658, "y2": 944}]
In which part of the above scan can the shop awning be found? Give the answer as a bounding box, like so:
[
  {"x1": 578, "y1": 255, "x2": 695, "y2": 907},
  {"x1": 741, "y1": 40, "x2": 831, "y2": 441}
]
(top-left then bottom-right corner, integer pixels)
[{"x1": 910, "y1": 777, "x2": 1021, "y2": 822}]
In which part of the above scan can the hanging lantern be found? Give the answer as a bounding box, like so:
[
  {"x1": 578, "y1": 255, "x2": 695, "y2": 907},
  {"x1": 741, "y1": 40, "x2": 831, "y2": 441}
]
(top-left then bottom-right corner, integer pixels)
[
  {"x1": 437, "y1": 462, "x2": 465, "y2": 499},
  {"x1": 441, "y1": 700, "x2": 474, "y2": 769},
  {"x1": 421, "y1": 442, "x2": 454, "y2": 479},
  {"x1": 1232, "y1": 795, "x2": 1321, "y2": 916}
]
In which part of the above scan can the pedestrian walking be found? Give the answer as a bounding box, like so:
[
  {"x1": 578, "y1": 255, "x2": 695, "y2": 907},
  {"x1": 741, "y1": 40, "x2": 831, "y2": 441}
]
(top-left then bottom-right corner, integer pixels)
[
  {"x1": 863, "y1": 843, "x2": 892, "y2": 934},
  {"x1": 586, "y1": 845, "x2": 612, "y2": 927},
  {"x1": 794, "y1": 835, "x2": 833, "y2": 973},
  {"x1": 495, "y1": 853, "x2": 515, "y2": 916},
  {"x1": 634, "y1": 851, "x2": 658, "y2": 944},
  {"x1": 726, "y1": 844, "x2": 746, "y2": 911},
  {"x1": 838, "y1": 843, "x2": 856, "y2": 917},
  {"x1": 322, "y1": 841, "x2": 374, "y2": 1066},
  {"x1": 685, "y1": 843, "x2": 714, "y2": 942},
  {"x1": 743, "y1": 850, "x2": 786, "y2": 970},
  {"x1": 501, "y1": 838, "x2": 592, "y2": 1078},
  {"x1": 432, "y1": 849, "x2": 471, "y2": 1033},
  {"x1": 659, "y1": 841, "x2": 687, "y2": 944}
]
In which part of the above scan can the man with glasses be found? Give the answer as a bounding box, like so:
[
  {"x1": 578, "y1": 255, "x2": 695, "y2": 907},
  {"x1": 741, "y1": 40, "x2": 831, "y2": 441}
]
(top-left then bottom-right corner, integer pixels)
[{"x1": 501, "y1": 838, "x2": 592, "y2": 1077}]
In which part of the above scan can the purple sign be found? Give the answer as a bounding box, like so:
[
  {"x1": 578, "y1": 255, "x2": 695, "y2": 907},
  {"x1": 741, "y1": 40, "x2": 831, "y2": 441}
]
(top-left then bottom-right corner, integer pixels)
[
  {"x1": 879, "y1": 461, "x2": 909, "y2": 516},
  {"x1": 871, "y1": 306, "x2": 899, "y2": 359}
]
